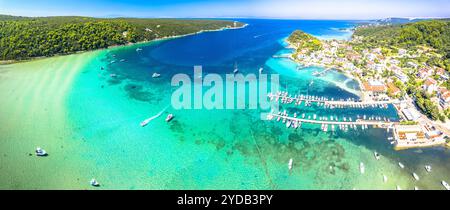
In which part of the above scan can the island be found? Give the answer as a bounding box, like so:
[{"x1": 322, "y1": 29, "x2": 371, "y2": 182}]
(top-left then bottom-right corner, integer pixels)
[
  {"x1": 0, "y1": 15, "x2": 245, "y2": 62},
  {"x1": 286, "y1": 19, "x2": 450, "y2": 150}
]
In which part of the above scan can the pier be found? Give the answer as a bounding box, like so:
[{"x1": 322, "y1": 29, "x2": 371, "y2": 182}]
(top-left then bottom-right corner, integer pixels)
[
  {"x1": 268, "y1": 91, "x2": 401, "y2": 108},
  {"x1": 267, "y1": 113, "x2": 395, "y2": 127}
]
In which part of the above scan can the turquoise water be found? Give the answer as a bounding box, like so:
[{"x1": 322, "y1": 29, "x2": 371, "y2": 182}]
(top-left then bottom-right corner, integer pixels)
[{"x1": 2, "y1": 19, "x2": 448, "y2": 189}]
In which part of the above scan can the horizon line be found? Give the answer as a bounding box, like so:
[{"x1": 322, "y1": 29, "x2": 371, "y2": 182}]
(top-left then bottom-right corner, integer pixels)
[{"x1": 1, "y1": 13, "x2": 449, "y2": 21}]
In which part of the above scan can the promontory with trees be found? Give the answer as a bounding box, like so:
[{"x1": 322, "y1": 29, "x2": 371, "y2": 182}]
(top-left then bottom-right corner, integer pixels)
[{"x1": 0, "y1": 15, "x2": 244, "y2": 61}]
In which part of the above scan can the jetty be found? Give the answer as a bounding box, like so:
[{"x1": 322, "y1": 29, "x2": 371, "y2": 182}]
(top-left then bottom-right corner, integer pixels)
[
  {"x1": 268, "y1": 91, "x2": 401, "y2": 108},
  {"x1": 267, "y1": 113, "x2": 395, "y2": 128}
]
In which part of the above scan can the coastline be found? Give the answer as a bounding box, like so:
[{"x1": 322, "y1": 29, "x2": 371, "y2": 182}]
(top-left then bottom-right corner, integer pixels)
[{"x1": 0, "y1": 23, "x2": 249, "y2": 65}]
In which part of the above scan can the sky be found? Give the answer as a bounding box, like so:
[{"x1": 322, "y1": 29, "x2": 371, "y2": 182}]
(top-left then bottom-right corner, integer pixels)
[{"x1": 0, "y1": 0, "x2": 449, "y2": 20}]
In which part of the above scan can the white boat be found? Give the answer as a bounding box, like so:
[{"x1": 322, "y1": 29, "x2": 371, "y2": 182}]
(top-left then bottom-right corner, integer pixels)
[
  {"x1": 442, "y1": 181, "x2": 450, "y2": 190},
  {"x1": 374, "y1": 151, "x2": 380, "y2": 160},
  {"x1": 425, "y1": 165, "x2": 432, "y2": 173},
  {"x1": 286, "y1": 121, "x2": 292, "y2": 128},
  {"x1": 412, "y1": 173, "x2": 420, "y2": 181},
  {"x1": 383, "y1": 174, "x2": 388, "y2": 183},
  {"x1": 90, "y1": 179, "x2": 100, "y2": 187},
  {"x1": 414, "y1": 186, "x2": 419, "y2": 190},
  {"x1": 259, "y1": 67, "x2": 263, "y2": 74},
  {"x1": 396, "y1": 185, "x2": 401, "y2": 190},
  {"x1": 152, "y1": 73, "x2": 161, "y2": 78},
  {"x1": 387, "y1": 137, "x2": 393, "y2": 140},
  {"x1": 359, "y1": 162, "x2": 365, "y2": 174},
  {"x1": 288, "y1": 158, "x2": 293, "y2": 171},
  {"x1": 398, "y1": 162, "x2": 405, "y2": 169},
  {"x1": 136, "y1": 48, "x2": 143, "y2": 52},
  {"x1": 165, "y1": 114, "x2": 174, "y2": 122},
  {"x1": 35, "y1": 147, "x2": 48, "y2": 157},
  {"x1": 140, "y1": 118, "x2": 151, "y2": 127}
]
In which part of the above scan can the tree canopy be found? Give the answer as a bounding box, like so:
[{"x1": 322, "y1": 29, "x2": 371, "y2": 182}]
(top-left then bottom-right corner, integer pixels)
[{"x1": 0, "y1": 15, "x2": 243, "y2": 60}]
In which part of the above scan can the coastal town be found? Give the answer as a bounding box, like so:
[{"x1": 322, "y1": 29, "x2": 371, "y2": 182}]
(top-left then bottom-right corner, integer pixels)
[{"x1": 285, "y1": 21, "x2": 450, "y2": 150}]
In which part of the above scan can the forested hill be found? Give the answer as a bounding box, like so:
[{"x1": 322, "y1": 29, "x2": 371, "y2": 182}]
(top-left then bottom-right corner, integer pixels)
[
  {"x1": 353, "y1": 20, "x2": 450, "y2": 68},
  {"x1": 0, "y1": 15, "x2": 244, "y2": 61}
]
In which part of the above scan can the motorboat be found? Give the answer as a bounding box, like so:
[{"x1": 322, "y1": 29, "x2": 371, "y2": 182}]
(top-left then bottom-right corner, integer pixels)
[
  {"x1": 383, "y1": 174, "x2": 388, "y2": 183},
  {"x1": 442, "y1": 181, "x2": 450, "y2": 190},
  {"x1": 374, "y1": 151, "x2": 380, "y2": 160},
  {"x1": 396, "y1": 185, "x2": 401, "y2": 190},
  {"x1": 412, "y1": 173, "x2": 420, "y2": 181},
  {"x1": 288, "y1": 158, "x2": 293, "y2": 171},
  {"x1": 166, "y1": 114, "x2": 174, "y2": 122},
  {"x1": 259, "y1": 67, "x2": 263, "y2": 74},
  {"x1": 90, "y1": 179, "x2": 100, "y2": 187},
  {"x1": 140, "y1": 118, "x2": 151, "y2": 127},
  {"x1": 35, "y1": 147, "x2": 47, "y2": 157},
  {"x1": 398, "y1": 162, "x2": 405, "y2": 169},
  {"x1": 359, "y1": 162, "x2": 365, "y2": 174},
  {"x1": 425, "y1": 165, "x2": 432, "y2": 173},
  {"x1": 152, "y1": 73, "x2": 161, "y2": 78},
  {"x1": 286, "y1": 120, "x2": 292, "y2": 128}
]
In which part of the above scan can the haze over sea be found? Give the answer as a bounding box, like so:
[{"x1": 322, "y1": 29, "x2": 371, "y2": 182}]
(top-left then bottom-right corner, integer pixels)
[{"x1": 1, "y1": 19, "x2": 449, "y2": 189}]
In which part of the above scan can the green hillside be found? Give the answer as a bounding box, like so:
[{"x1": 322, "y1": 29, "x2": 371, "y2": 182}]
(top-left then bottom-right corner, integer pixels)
[{"x1": 0, "y1": 15, "x2": 243, "y2": 61}]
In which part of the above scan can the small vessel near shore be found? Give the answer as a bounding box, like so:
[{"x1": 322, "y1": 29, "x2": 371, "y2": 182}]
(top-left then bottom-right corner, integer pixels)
[
  {"x1": 374, "y1": 151, "x2": 380, "y2": 160},
  {"x1": 383, "y1": 174, "x2": 388, "y2": 183},
  {"x1": 425, "y1": 165, "x2": 432, "y2": 173},
  {"x1": 259, "y1": 67, "x2": 263, "y2": 74},
  {"x1": 35, "y1": 147, "x2": 48, "y2": 157},
  {"x1": 166, "y1": 114, "x2": 174, "y2": 122},
  {"x1": 152, "y1": 73, "x2": 161, "y2": 78},
  {"x1": 412, "y1": 173, "x2": 420, "y2": 181},
  {"x1": 136, "y1": 48, "x2": 143, "y2": 52},
  {"x1": 90, "y1": 179, "x2": 100, "y2": 187},
  {"x1": 359, "y1": 162, "x2": 365, "y2": 174},
  {"x1": 442, "y1": 181, "x2": 450, "y2": 190},
  {"x1": 414, "y1": 186, "x2": 419, "y2": 190},
  {"x1": 396, "y1": 185, "x2": 401, "y2": 190},
  {"x1": 398, "y1": 162, "x2": 405, "y2": 169}
]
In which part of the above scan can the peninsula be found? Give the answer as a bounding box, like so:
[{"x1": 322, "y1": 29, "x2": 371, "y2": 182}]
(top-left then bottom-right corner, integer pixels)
[{"x1": 0, "y1": 15, "x2": 245, "y2": 62}]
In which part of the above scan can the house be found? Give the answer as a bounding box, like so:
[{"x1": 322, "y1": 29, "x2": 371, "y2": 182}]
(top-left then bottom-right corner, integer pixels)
[
  {"x1": 438, "y1": 87, "x2": 450, "y2": 109},
  {"x1": 363, "y1": 80, "x2": 387, "y2": 96},
  {"x1": 389, "y1": 59, "x2": 400, "y2": 66},
  {"x1": 422, "y1": 78, "x2": 438, "y2": 94},
  {"x1": 374, "y1": 64, "x2": 384, "y2": 73},
  {"x1": 387, "y1": 82, "x2": 401, "y2": 96},
  {"x1": 418, "y1": 67, "x2": 433, "y2": 78},
  {"x1": 398, "y1": 49, "x2": 407, "y2": 56},
  {"x1": 435, "y1": 67, "x2": 449, "y2": 80},
  {"x1": 407, "y1": 61, "x2": 418, "y2": 69}
]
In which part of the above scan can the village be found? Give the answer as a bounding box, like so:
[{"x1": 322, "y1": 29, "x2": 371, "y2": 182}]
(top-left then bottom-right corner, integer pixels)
[{"x1": 287, "y1": 29, "x2": 450, "y2": 150}]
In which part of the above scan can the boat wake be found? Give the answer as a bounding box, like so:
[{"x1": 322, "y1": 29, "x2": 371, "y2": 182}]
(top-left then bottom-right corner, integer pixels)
[{"x1": 140, "y1": 105, "x2": 170, "y2": 127}]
